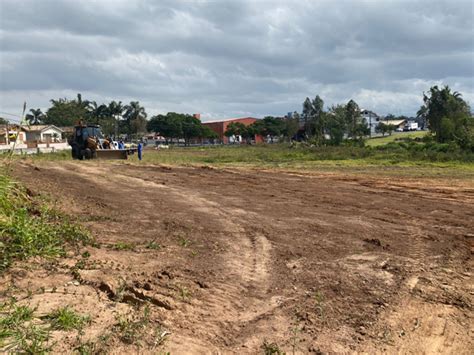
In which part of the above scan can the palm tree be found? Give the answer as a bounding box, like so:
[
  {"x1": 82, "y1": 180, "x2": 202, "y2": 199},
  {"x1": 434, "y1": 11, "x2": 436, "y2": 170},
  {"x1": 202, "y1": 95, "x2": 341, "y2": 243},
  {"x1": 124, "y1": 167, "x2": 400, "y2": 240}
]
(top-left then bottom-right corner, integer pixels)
[
  {"x1": 108, "y1": 101, "x2": 124, "y2": 138},
  {"x1": 25, "y1": 108, "x2": 45, "y2": 125},
  {"x1": 87, "y1": 101, "x2": 108, "y2": 124},
  {"x1": 123, "y1": 101, "x2": 147, "y2": 139}
]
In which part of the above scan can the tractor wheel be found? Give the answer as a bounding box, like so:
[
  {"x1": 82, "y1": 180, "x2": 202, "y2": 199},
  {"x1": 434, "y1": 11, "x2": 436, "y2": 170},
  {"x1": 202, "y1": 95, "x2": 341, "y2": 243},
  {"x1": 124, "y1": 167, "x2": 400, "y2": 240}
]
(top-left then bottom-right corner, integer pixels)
[
  {"x1": 85, "y1": 148, "x2": 92, "y2": 159},
  {"x1": 71, "y1": 145, "x2": 79, "y2": 159}
]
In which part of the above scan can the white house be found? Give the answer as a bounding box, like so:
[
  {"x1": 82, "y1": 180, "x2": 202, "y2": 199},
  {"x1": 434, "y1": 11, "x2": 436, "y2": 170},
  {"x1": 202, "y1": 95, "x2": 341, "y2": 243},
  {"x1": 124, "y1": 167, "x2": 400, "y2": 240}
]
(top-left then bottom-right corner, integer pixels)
[
  {"x1": 22, "y1": 125, "x2": 65, "y2": 143},
  {"x1": 360, "y1": 109, "x2": 380, "y2": 136},
  {"x1": 0, "y1": 124, "x2": 70, "y2": 153}
]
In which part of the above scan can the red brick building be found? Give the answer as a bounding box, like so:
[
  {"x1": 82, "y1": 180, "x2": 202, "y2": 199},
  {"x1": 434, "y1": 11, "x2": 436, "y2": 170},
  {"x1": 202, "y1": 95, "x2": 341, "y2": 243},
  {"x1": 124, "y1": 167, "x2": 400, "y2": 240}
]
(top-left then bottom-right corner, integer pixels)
[{"x1": 203, "y1": 117, "x2": 263, "y2": 144}]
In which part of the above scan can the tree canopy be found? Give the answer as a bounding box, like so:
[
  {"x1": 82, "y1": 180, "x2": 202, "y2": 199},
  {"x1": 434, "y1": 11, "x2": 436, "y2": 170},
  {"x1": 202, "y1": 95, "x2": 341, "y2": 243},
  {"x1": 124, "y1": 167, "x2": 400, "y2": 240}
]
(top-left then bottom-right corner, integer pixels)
[
  {"x1": 25, "y1": 109, "x2": 45, "y2": 125},
  {"x1": 418, "y1": 85, "x2": 472, "y2": 148},
  {"x1": 147, "y1": 112, "x2": 217, "y2": 145},
  {"x1": 44, "y1": 95, "x2": 89, "y2": 126}
]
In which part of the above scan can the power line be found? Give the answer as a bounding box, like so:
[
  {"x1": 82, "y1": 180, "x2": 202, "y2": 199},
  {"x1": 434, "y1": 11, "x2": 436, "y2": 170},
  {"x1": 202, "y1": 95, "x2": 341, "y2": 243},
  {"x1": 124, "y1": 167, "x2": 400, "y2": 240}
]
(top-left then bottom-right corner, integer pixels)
[{"x1": 0, "y1": 111, "x2": 22, "y2": 118}]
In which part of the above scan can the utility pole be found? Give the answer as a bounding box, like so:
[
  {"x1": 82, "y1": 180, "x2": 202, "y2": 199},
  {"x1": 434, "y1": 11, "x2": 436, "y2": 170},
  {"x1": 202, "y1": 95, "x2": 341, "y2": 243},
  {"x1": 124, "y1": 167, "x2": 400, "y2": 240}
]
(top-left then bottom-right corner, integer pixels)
[{"x1": 5, "y1": 121, "x2": 9, "y2": 145}]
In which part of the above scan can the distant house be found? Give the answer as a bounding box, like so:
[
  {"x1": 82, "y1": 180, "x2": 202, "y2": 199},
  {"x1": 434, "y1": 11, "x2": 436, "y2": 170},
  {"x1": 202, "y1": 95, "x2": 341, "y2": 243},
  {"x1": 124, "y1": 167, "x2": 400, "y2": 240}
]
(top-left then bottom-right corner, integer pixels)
[
  {"x1": 378, "y1": 119, "x2": 407, "y2": 131},
  {"x1": 0, "y1": 124, "x2": 26, "y2": 145},
  {"x1": 0, "y1": 124, "x2": 70, "y2": 153},
  {"x1": 22, "y1": 125, "x2": 65, "y2": 143},
  {"x1": 59, "y1": 126, "x2": 75, "y2": 140},
  {"x1": 203, "y1": 117, "x2": 263, "y2": 144},
  {"x1": 361, "y1": 110, "x2": 381, "y2": 135}
]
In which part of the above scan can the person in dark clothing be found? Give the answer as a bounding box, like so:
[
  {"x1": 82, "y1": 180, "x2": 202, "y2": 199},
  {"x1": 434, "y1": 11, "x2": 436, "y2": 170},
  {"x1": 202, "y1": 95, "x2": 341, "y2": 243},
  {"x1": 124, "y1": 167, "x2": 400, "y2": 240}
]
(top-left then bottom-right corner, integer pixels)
[{"x1": 137, "y1": 142, "x2": 143, "y2": 161}]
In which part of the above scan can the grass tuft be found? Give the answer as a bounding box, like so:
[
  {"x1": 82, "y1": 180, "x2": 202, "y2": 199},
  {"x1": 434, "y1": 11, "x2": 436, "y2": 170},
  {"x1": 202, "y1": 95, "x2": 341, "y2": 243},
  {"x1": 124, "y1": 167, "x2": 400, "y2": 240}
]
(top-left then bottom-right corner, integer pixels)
[
  {"x1": 42, "y1": 306, "x2": 91, "y2": 331},
  {"x1": 0, "y1": 302, "x2": 51, "y2": 353},
  {"x1": 109, "y1": 242, "x2": 136, "y2": 251},
  {"x1": 261, "y1": 339, "x2": 285, "y2": 354},
  {"x1": 114, "y1": 306, "x2": 150, "y2": 345}
]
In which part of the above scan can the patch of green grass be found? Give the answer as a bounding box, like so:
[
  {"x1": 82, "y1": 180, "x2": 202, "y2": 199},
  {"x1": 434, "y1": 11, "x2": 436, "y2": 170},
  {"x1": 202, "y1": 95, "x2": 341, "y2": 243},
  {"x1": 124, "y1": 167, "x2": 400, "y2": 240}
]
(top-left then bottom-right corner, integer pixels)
[
  {"x1": 15, "y1": 141, "x2": 474, "y2": 179},
  {"x1": 314, "y1": 291, "x2": 325, "y2": 321},
  {"x1": 114, "y1": 306, "x2": 150, "y2": 345},
  {"x1": 0, "y1": 302, "x2": 52, "y2": 353},
  {"x1": 177, "y1": 285, "x2": 191, "y2": 301},
  {"x1": 366, "y1": 131, "x2": 428, "y2": 147},
  {"x1": 42, "y1": 306, "x2": 91, "y2": 331},
  {"x1": 75, "y1": 332, "x2": 112, "y2": 354},
  {"x1": 132, "y1": 144, "x2": 474, "y2": 179},
  {"x1": 0, "y1": 304, "x2": 35, "y2": 339},
  {"x1": 178, "y1": 236, "x2": 191, "y2": 248},
  {"x1": 261, "y1": 339, "x2": 285, "y2": 354},
  {"x1": 22, "y1": 149, "x2": 71, "y2": 161},
  {"x1": 0, "y1": 172, "x2": 94, "y2": 271},
  {"x1": 145, "y1": 240, "x2": 161, "y2": 250},
  {"x1": 4, "y1": 323, "x2": 51, "y2": 353},
  {"x1": 109, "y1": 242, "x2": 136, "y2": 251}
]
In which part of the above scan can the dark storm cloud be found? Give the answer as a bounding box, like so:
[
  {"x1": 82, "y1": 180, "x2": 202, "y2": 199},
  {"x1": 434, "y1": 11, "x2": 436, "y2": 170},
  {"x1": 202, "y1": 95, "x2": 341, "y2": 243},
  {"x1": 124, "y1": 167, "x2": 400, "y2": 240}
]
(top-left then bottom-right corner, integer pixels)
[{"x1": 0, "y1": 0, "x2": 473, "y2": 119}]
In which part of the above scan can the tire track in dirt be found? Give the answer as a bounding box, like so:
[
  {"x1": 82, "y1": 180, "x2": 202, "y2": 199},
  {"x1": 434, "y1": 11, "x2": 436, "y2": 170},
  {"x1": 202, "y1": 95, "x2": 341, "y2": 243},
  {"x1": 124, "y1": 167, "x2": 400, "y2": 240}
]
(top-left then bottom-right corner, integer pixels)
[{"x1": 45, "y1": 163, "x2": 279, "y2": 348}]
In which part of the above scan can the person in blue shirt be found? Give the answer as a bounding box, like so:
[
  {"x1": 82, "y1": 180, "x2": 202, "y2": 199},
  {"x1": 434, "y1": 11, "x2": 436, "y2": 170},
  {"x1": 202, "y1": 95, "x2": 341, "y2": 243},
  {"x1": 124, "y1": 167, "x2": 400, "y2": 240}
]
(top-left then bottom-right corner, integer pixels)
[{"x1": 137, "y1": 142, "x2": 143, "y2": 161}]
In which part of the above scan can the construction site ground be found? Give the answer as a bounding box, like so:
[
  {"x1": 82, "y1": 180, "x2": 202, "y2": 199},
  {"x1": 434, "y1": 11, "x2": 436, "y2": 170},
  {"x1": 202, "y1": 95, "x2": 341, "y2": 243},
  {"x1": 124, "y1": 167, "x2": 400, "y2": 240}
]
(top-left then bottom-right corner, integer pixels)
[{"x1": 3, "y1": 160, "x2": 473, "y2": 354}]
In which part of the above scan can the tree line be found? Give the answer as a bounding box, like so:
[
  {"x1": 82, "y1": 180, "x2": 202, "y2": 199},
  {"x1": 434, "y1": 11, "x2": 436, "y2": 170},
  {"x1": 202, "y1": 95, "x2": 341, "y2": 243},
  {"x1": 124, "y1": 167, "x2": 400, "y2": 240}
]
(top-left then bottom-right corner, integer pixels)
[
  {"x1": 223, "y1": 98, "x2": 371, "y2": 146},
  {"x1": 19, "y1": 94, "x2": 218, "y2": 144},
  {"x1": 22, "y1": 94, "x2": 147, "y2": 139},
  {"x1": 223, "y1": 86, "x2": 472, "y2": 150},
  {"x1": 13, "y1": 85, "x2": 473, "y2": 150}
]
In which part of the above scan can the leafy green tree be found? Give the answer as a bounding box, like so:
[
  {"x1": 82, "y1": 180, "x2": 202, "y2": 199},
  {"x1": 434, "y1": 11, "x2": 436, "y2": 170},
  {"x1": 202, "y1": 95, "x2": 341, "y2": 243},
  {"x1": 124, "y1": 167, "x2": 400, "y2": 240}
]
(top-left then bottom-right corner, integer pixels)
[
  {"x1": 0, "y1": 117, "x2": 8, "y2": 124},
  {"x1": 148, "y1": 112, "x2": 195, "y2": 144},
  {"x1": 123, "y1": 101, "x2": 147, "y2": 138},
  {"x1": 326, "y1": 105, "x2": 347, "y2": 145},
  {"x1": 45, "y1": 96, "x2": 89, "y2": 126},
  {"x1": 417, "y1": 85, "x2": 472, "y2": 146},
  {"x1": 87, "y1": 101, "x2": 109, "y2": 124},
  {"x1": 386, "y1": 124, "x2": 396, "y2": 136},
  {"x1": 309, "y1": 95, "x2": 325, "y2": 140},
  {"x1": 260, "y1": 116, "x2": 285, "y2": 143},
  {"x1": 282, "y1": 112, "x2": 300, "y2": 141},
  {"x1": 200, "y1": 125, "x2": 219, "y2": 142},
  {"x1": 302, "y1": 97, "x2": 313, "y2": 137},
  {"x1": 375, "y1": 123, "x2": 396, "y2": 136},
  {"x1": 107, "y1": 101, "x2": 124, "y2": 137},
  {"x1": 345, "y1": 100, "x2": 368, "y2": 139},
  {"x1": 374, "y1": 123, "x2": 385, "y2": 136},
  {"x1": 25, "y1": 108, "x2": 45, "y2": 125},
  {"x1": 181, "y1": 115, "x2": 203, "y2": 146},
  {"x1": 225, "y1": 122, "x2": 247, "y2": 143}
]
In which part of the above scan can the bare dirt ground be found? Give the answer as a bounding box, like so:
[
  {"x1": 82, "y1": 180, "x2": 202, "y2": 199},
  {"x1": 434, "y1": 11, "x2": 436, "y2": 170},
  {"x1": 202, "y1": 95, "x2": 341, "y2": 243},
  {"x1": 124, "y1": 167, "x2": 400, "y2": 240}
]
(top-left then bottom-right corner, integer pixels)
[{"x1": 4, "y1": 160, "x2": 473, "y2": 354}]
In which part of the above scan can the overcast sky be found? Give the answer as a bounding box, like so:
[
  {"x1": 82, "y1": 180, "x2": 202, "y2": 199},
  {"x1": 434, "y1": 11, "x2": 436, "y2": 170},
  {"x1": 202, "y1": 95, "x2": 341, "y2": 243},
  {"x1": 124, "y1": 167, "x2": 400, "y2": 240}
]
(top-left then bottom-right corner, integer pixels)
[{"x1": 1, "y1": 0, "x2": 473, "y2": 122}]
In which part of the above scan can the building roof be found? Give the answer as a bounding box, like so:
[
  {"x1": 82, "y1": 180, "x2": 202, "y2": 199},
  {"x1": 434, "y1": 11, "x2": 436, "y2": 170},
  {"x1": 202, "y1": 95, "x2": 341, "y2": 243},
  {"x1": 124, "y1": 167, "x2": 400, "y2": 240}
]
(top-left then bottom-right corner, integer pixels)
[
  {"x1": 202, "y1": 117, "x2": 259, "y2": 124},
  {"x1": 59, "y1": 126, "x2": 75, "y2": 133},
  {"x1": 361, "y1": 109, "x2": 379, "y2": 116},
  {"x1": 380, "y1": 119, "x2": 406, "y2": 126},
  {"x1": 0, "y1": 124, "x2": 20, "y2": 134},
  {"x1": 21, "y1": 124, "x2": 64, "y2": 133}
]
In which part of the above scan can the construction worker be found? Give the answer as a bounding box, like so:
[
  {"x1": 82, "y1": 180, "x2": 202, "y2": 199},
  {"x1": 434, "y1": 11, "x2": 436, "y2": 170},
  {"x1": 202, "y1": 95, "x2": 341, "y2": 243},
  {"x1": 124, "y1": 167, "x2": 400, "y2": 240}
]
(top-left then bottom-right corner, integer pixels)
[{"x1": 137, "y1": 142, "x2": 143, "y2": 161}]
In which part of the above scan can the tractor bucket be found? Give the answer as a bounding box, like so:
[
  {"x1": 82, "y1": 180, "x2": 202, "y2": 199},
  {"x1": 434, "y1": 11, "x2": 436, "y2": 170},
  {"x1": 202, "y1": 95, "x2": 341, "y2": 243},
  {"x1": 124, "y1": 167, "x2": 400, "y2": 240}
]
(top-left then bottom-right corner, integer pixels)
[{"x1": 96, "y1": 149, "x2": 128, "y2": 160}]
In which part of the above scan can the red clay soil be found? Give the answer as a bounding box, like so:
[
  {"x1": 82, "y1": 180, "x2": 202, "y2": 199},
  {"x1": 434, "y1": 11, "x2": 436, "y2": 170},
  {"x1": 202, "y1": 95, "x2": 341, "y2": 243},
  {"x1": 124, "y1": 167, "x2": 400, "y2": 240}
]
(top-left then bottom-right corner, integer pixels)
[{"x1": 3, "y1": 160, "x2": 473, "y2": 354}]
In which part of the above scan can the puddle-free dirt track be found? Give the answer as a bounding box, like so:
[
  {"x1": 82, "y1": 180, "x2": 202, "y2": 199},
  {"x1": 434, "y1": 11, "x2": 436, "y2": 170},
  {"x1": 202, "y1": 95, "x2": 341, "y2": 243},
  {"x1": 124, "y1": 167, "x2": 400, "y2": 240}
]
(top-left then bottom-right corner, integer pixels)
[{"x1": 6, "y1": 161, "x2": 474, "y2": 353}]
